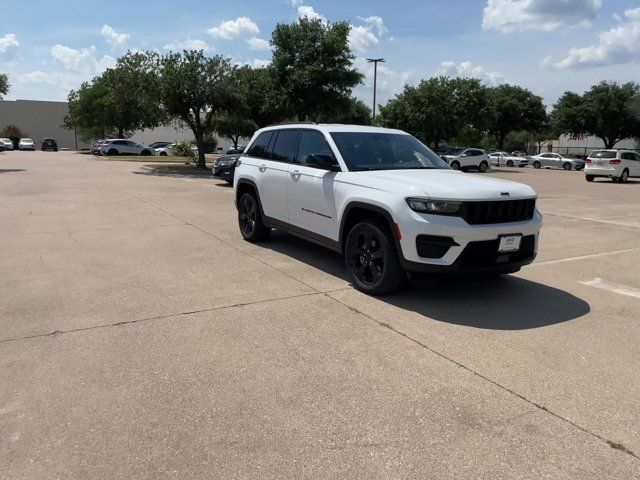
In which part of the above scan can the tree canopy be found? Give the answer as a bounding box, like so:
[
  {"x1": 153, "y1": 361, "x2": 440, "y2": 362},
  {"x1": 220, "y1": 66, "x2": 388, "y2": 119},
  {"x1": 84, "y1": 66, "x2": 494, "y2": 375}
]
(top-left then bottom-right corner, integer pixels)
[
  {"x1": 158, "y1": 50, "x2": 237, "y2": 168},
  {"x1": 379, "y1": 76, "x2": 489, "y2": 147},
  {"x1": 64, "y1": 51, "x2": 164, "y2": 140},
  {"x1": 270, "y1": 18, "x2": 363, "y2": 121},
  {"x1": 0, "y1": 73, "x2": 8, "y2": 99},
  {"x1": 551, "y1": 81, "x2": 640, "y2": 149},
  {"x1": 486, "y1": 84, "x2": 547, "y2": 149}
]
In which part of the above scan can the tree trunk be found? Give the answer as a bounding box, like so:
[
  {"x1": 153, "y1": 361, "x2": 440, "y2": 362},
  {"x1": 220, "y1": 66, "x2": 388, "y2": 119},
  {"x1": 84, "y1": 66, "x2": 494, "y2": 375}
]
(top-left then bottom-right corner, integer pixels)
[
  {"x1": 298, "y1": 112, "x2": 307, "y2": 122},
  {"x1": 117, "y1": 127, "x2": 124, "y2": 138},
  {"x1": 195, "y1": 133, "x2": 206, "y2": 169},
  {"x1": 603, "y1": 137, "x2": 617, "y2": 149}
]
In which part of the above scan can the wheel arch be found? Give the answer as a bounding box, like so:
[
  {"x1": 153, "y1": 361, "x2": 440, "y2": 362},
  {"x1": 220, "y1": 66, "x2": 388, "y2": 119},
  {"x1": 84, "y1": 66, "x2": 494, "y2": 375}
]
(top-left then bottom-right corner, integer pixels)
[
  {"x1": 339, "y1": 202, "x2": 401, "y2": 255},
  {"x1": 235, "y1": 178, "x2": 263, "y2": 214}
]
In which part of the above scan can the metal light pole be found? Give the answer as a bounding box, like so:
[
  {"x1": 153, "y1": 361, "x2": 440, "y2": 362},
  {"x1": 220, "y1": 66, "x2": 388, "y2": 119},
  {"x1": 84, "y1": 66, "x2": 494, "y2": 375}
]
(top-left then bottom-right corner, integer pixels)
[{"x1": 366, "y1": 58, "x2": 385, "y2": 123}]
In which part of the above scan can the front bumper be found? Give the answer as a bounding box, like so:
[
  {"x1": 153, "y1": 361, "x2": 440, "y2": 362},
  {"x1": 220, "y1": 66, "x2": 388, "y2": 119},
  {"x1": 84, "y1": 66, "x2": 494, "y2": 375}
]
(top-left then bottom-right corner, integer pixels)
[
  {"x1": 396, "y1": 208, "x2": 542, "y2": 274},
  {"x1": 213, "y1": 165, "x2": 235, "y2": 180}
]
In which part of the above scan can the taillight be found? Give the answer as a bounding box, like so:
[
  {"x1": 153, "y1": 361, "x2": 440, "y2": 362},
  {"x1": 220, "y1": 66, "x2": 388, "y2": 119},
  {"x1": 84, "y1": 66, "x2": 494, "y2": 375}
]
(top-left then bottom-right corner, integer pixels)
[
  {"x1": 609, "y1": 159, "x2": 621, "y2": 164},
  {"x1": 585, "y1": 159, "x2": 592, "y2": 163}
]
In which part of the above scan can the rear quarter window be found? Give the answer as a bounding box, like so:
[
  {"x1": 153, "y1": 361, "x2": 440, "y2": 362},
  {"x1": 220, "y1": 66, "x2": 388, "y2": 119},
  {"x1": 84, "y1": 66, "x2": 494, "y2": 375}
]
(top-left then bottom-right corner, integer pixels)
[{"x1": 246, "y1": 132, "x2": 273, "y2": 159}]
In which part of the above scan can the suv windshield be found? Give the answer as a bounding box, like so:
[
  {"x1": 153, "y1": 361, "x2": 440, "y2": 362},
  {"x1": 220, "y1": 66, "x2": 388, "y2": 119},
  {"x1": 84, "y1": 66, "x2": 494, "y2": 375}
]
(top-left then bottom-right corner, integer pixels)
[
  {"x1": 590, "y1": 150, "x2": 616, "y2": 159},
  {"x1": 330, "y1": 132, "x2": 449, "y2": 171}
]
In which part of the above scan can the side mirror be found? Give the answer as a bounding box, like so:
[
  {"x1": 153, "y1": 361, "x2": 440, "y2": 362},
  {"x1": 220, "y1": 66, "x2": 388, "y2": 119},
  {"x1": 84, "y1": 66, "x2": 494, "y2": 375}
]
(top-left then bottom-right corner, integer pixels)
[{"x1": 307, "y1": 154, "x2": 340, "y2": 171}]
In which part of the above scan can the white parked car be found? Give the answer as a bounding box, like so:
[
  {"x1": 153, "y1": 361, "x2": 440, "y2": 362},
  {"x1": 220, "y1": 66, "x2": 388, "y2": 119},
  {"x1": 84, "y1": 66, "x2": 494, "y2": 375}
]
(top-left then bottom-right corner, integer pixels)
[
  {"x1": 18, "y1": 138, "x2": 35, "y2": 151},
  {"x1": 100, "y1": 139, "x2": 156, "y2": 156},
  {"x1": 0, "y1": 138, "x2": 14, "y2": 150},
  {"x1": 442, "y1": 148, "x2": 491, "y2": 172},
  {"x1": 155, "y1": 143, "x2": 176, "y2": 156},
  {"x1": 489, "y1": 151, "x2": 529, "y2": 168},
  {"x1": 529, "y1": 153, "x2": 585, "y2": 171},
  {"x1": 234, "y1": 124, "x2": 542, "y2": 295},
  {"x1": 585, "y1": 149, "x2": 640, "y2": 183}
]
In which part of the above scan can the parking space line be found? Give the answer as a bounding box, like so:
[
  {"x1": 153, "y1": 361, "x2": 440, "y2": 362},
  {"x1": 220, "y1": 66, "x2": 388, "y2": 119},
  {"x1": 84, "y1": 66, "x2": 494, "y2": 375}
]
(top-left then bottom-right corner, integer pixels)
[
  {"x1": 542, "y1": 212, "x2": 640, "y2": 229},
  {"x1": 580, "y1": 278, "x2": 640, "y2": 300},
  {"x1": 532, "y1": 247, "x2": 640, "y2": 267}
]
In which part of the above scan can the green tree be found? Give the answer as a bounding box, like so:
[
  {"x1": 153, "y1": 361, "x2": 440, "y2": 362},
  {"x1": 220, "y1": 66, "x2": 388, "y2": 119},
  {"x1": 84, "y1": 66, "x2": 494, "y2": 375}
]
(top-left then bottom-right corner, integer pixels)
[
  {"x1": 551, "y1": 81, "x2": 640, "y2": 149},
  {"x1": 236, "y1": 66, "x2": 289, "y2": 127},
  {"x1": 316, "y1": 97, "x2": 371, "y2": 125},
  {"x1": 486, "y1": 84, "x2": 547, "y2": 150},
  {"x1": 379, "y1": 76, "x2": 489, "y2": 147},
  {"x1": 1, "y1": 124, "x2": 26, "y2": 148},
  {"x1": 270, "y1": 18, "x2": 363, "y2": 121},
  {"x1": 64, "y1": 51, "x2": 164, "y2": 139},
  {"x1": 158, "y1": 51, "x2": 237, "y2": 168},
  {"x1": 214, "y1": 111, "x2": 257, "y2": 149},
  {"x1": 0, "y1": 73, "x2": 9, "y2": 98}
]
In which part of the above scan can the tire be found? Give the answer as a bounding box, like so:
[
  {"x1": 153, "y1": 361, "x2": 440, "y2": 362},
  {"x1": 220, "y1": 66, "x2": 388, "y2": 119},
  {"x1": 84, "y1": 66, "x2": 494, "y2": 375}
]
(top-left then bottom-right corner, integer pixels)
[
  {"x1": 140, "y1": 149, "x2": 151, "y2": 156},
  {"x1": 586, "y1": 175, "x2": 594, "y2": 182},
  {"x1": 450, "y1": 160, "x2": 460, "y2": 170},
  {"x1": 563, "y1": 162, "x2": 572, "y2": 171},
  {"x1": 506, "y1": 160, "x2": 514, "y2": 167},
  {"x1": 479, "y1": 161, "x2": 489, "y2": 173},
  {"x1": 344, "y1": 219, "x2": 405, "y2": 295},
  {"x1": 159, "y1": 151, "x2": 167, "y2": 157},
  {"x1": 618, "y1": 169, "x2": 629, "y2": 183},
  {"x1": 533, "y1": 161, "x2": 541, "y2": 169},
  {"x1": 238, "y1": 192, "x2": 271, "y2": 242},
  {"x1": 107, "y1": 148, "x2": 118, "y2": 156}
]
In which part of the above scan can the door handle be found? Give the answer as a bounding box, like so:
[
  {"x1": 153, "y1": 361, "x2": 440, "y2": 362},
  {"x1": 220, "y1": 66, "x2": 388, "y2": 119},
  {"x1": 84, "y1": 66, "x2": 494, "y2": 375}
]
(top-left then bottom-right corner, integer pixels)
[
  {"x1": 258, "y1": 164, "x2": 267, "y2": 172},
  {"x1": 290, "y1": 169, "x2": 301, "y2": 179}
]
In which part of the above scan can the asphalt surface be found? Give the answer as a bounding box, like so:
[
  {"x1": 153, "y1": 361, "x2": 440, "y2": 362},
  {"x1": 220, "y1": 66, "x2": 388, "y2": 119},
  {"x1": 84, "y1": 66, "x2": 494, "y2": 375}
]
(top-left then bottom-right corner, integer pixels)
[{"x1": 1, "y1": 151, "x2": 639, "y2": 479}]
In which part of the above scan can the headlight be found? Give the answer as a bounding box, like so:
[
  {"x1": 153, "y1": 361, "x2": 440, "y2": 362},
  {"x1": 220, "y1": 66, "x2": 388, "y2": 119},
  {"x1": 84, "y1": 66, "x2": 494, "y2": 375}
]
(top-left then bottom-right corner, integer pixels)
[{"x1": 406, "y1": 198, "x2": 462, "y2": 214}]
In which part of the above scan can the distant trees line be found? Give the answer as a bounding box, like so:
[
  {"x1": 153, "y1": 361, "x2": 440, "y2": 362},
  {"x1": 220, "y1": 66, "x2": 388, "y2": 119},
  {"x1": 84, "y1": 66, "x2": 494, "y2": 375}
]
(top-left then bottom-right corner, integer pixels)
[{"x1": 61, "y1": 17, "x2": 640, "y2": 169}]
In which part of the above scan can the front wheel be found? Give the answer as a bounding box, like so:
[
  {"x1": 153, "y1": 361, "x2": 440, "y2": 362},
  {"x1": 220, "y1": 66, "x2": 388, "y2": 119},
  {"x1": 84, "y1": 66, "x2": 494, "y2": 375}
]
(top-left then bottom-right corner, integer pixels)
[
  {"x1": 586, "y1": 175, "x2": 594, "y2": 182},
  {"x1": 618, "y1": 169, "x2": 629, "y2": 183},
  {"x1": 344, "y1": 219, "x2": 405, "y2": 295},
  {"x1": 563, "y1": 162, "x2": 572, "y2": 171},
  {"x1": 238, "y1": 192, "x2": 271, "y2": 242},
  {"x1": 533, "y1": 161, "x2": 541, "y2": 169},
  {"x1": 478, "y1": 161, "x2": 489, "y2": 173},
  {"x1": 450, "y1": 160, "x2": 460, "y2": 170}
]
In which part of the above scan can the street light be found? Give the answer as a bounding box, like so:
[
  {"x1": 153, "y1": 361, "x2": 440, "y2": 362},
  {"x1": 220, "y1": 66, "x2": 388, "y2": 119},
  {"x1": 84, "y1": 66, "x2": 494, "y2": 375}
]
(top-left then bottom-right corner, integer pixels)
[{"x1": 366, "y1": 58, "x2": 385, "y2": 123}]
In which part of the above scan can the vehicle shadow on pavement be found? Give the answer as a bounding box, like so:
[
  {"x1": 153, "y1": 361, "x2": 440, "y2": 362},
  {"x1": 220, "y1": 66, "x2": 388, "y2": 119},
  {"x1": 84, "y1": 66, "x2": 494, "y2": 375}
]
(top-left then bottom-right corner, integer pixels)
[
  {"x1": 263, "y1": 231, "x2": 590, "y2": 331},
  {"x1": 0, "y1": 168, "x2": 26, "y2": 173},
  {"x1": 132, "y1": 166, "x2": 214, "y2": 179}
]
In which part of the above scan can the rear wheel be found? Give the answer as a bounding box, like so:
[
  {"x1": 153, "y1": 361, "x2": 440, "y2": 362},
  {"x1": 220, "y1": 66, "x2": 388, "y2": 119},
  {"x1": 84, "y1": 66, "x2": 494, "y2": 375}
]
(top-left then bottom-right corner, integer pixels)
[
  {"x1": 344, "y1": 219, "x2": 405, "y2": 295},
  {"x1": 479, "y1": 161, "x2": 489, "y2": 173},
  {"x1": 238, "y1": 192, "x2": 271, "y2": 242},
  {"x1": 618, "y1": 169, "x2": 629, "y2": 183},
  {"x1": 450, "y1": 160, "x2": 460, "y2": 170},
  {"x1": 506, "y1": 160, "x2": 514, "y2": 167},
  {"x1": 585, "y1": 175, "x2": 594, "y2": 182},
  {"x1": 563, "y1": 162, "x2": 572, "y2": 171},
  {"x1": 140, "y1": 149, "x2": 152, "y2": 156},
  {"x1": 533, "y1": 161, "x2": 541, "y2": 169},
  {"x1": 107, "y1": 148, "x2": 118, "y2": 156},
  {"x1": 159, "y1": 151, "x2": 168, "y2": 157}
]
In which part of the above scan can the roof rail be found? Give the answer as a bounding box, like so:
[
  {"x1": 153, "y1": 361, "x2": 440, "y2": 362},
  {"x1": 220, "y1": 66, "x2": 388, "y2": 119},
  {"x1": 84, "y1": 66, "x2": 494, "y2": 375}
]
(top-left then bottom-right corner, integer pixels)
[{"x1": 269, "y1": 121, "x2": 317, "y2": 126}]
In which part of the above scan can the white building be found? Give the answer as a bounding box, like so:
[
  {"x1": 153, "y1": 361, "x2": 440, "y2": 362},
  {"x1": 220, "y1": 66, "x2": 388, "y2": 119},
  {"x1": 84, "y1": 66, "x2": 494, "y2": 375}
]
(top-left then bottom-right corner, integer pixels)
[{"x1": 551, "y1": 134, "x2": 639, "y2": 157}]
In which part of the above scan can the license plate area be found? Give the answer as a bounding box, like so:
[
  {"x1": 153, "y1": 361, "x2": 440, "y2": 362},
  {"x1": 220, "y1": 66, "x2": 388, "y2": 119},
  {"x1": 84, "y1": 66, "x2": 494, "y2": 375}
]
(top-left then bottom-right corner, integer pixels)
[{"x1": 498, "y1": 234, "x2": 522, "y2": 253}]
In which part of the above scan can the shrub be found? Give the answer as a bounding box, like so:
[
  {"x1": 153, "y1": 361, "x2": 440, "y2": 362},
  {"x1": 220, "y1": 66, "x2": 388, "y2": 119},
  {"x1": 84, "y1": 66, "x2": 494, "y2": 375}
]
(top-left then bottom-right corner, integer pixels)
[
  {"x1": 1, "y1": 124, "x2": 27, "y2": 148},
  {"x1": 171, "y1": 140, "x2": 195, "y2": 158}
]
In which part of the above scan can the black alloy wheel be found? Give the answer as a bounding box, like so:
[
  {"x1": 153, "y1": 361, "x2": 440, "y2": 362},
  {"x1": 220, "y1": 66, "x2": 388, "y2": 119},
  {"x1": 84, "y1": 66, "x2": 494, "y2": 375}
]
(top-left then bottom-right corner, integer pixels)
[{"x1": 238, "y1": 193, "x2": 270, "y2": 242}]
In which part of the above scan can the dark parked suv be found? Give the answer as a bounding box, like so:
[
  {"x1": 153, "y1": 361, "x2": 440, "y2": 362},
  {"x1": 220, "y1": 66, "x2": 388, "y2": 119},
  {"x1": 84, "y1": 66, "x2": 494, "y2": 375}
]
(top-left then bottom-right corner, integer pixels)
[{"x1": 41, "y1": 138, "x2": 58, "y2": 151}]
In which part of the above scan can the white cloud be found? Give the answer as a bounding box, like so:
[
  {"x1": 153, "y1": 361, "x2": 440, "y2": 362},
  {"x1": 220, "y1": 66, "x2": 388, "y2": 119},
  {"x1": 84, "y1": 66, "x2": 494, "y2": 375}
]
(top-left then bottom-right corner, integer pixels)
[
  {"x1": 482, "y1": 0, "x2": 602, "y2": 33},
  {"x1": 348, "y1": 25, "x2": 379, "y2": 53},
  {"x1": 246, "y1": 37, "x2": 270, "y2": 50},
  {"x1": 50, "y1": 44, "x2": 115, "y2": 75},
  {"x1": 252, "y1": 59, "x2": 271, "y2": 68},
  {"x1": 359, "y1": 16, "x2": 389, "y2": 37},
  {"x1": 297, "y1": 5, "x2": 327, "y2": 23},
  {"x1": 101, "y1": 24, "x2": 130, "y2": 49},
  {"x1": 551, "y1": 7, "x2": 640, "y2": 69},
  {"x1": 163, "y1": 38, "x2": 211, "y2": 52},
  {"x1": 289, "y1": 0, "x2": 303, "y2": 6},
  {"x1": 437, "y1": 60, "x2": 507, "y2": 85},
  {"x1": 208, "y1": 17, "x2": 260, "y2": 39},
  {"x1": 354, "y1": 57, "x2": 414, "y2": 102},
  {"x1": 0, "y1": 33, "x2": 19, "y2": 62}
]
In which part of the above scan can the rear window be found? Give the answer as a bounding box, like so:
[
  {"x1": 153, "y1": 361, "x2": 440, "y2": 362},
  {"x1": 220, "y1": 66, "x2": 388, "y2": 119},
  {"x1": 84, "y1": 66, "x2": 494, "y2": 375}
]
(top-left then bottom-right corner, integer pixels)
[{"x1": 589, "y1": 151, "x2": 616, "y2": 159}]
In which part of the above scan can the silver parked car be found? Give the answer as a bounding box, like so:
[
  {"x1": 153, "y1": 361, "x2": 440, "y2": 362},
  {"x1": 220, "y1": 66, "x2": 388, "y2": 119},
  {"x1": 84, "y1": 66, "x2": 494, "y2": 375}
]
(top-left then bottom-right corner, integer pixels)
[
  {"x1": 529, "y1": 152, "x2": 584, "y2": 171},
  {"x1": 0, "y1": 137, "x2": 14, "y2": 150},
  {"x1": 100, "y1": 139, "x2": 156, "y2": 156},
  {"x1": 488, "y1": 151, "x2": 529, "y2": 168}
]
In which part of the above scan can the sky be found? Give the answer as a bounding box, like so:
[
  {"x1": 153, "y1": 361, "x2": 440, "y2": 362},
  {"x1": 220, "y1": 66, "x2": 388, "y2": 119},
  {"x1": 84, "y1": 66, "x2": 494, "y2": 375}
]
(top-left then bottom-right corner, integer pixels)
[{"x1": 1, "y1": 0, "x2": 640, "y2": 109}]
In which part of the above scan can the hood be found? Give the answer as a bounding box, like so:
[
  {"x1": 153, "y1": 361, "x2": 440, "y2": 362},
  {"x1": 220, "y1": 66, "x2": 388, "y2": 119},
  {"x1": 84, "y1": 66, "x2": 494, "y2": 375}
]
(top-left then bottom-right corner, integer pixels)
[{"x1": 348, "y1": 169, "x2": 537, "y2": 201}]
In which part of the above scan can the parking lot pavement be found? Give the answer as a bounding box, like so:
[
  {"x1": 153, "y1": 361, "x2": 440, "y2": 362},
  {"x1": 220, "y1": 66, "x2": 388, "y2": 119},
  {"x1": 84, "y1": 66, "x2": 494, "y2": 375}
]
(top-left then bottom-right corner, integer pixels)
[{"x1": 1, "y1": 151, "x2": 640, "y2": 478}]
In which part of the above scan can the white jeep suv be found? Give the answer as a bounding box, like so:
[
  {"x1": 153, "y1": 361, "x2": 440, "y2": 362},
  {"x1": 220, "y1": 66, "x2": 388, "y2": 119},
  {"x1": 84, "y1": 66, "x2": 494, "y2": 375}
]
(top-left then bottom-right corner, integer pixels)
[
  {"x1": 585, "y1": 149, "x2": 640, "y2": 183},
  {"x1": 234, "y1": 124, "x2": 542, "y2": 295}
]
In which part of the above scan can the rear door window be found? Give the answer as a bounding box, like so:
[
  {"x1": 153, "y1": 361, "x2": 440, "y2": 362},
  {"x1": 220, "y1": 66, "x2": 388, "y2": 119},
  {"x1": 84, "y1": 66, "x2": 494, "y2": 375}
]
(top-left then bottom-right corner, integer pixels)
[
  {"x1": 269, "y1": 130, "x2": 299, "y2": 163},
  {"x1": 246, "y1": 132, "x2": 273, "y2": 159},
  {"x1": 295, "y1": 130, "x2": 335, "y2": 166}
]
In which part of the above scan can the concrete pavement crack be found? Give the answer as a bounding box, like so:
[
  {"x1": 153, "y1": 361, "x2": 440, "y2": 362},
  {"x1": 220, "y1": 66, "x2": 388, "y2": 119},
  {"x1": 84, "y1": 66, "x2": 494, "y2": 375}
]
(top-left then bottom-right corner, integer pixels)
[{"x1": 325, "y1": 293, "x2": 640, "y2": 461}]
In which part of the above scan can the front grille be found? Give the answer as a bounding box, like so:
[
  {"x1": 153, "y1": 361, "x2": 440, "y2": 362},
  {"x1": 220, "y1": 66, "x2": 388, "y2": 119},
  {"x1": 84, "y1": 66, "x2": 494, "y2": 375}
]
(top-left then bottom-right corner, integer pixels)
[
  {"x1": 463, "y1": 199, "x2": 536, "y2": 225},
  {"x1": 456, "y1": 235, "x2": 536, "y2": 268}
]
